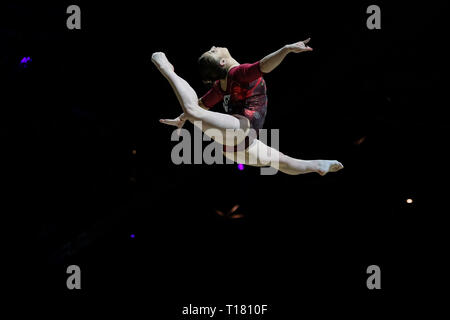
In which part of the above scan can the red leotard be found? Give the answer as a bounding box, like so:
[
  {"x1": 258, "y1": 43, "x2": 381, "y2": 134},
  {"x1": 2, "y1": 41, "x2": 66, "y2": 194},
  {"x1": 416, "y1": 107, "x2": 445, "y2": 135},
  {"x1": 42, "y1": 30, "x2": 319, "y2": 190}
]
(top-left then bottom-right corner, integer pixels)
[{"x1": 200, "y1": 61, "x2": 268, "y2": 131}]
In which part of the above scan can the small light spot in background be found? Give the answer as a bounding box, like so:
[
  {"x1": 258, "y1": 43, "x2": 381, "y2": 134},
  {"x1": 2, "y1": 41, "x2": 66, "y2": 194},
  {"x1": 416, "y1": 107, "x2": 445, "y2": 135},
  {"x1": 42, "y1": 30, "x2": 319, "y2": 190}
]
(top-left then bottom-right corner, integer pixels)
[
  {"x1": 20, "y1": 57, "x2": 31, "y2": 64},
  {"x1": 237, "y1": 163, "x2": 244, "y2": 170},
  {"x1": 132, "y1": 149, "x2": 136, "y2": 155},
  {"x1": 353, "y1": 136, "x2": 367, "y2": 146},
  {"x1": 214, "y1": 204, "x2": 244, "y2": 219},
  {"x1": 406, "y1": 198, "x2": 413, "y2": 204},
  {"x1": 130, "y1": 234, "x2": 135, "y2": 238},
  {"x1": 20, "y1": 57, "x2": 32, "y2": 69}
]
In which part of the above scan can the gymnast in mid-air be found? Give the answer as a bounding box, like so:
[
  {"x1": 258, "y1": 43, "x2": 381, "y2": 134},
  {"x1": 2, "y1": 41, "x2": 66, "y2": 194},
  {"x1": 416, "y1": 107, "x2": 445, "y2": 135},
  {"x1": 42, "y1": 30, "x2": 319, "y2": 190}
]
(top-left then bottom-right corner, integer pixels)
[{"x1": 152, "y1": 38, "x2": 343, "y2": 175}]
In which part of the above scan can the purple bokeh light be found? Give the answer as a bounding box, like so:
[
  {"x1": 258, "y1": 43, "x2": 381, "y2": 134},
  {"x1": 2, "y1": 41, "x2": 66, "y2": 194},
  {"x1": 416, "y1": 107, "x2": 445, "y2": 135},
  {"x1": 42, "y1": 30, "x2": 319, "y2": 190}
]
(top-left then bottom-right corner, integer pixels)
[
  {"x1": 237, "y1": 163, "x2": 244, "y2": 171},
  {"x1": 20, "y1": 57, "x2": 31, "y2": 64},
  {"x1": 130, "y1": 234, "x2": 135, "y2": 238}
]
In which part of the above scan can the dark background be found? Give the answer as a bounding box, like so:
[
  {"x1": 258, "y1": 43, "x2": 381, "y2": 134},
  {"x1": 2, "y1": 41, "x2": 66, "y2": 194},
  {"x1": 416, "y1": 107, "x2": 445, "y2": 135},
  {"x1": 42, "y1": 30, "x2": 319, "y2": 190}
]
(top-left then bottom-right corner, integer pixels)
[{"x1": 1, "y1": 1, "x2": 447, "y2": 316}]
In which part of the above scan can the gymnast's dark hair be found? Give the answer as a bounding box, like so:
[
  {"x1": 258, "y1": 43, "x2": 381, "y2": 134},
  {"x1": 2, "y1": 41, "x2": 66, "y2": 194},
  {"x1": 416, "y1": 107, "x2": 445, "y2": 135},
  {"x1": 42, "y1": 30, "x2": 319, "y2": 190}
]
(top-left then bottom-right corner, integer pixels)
[{"x1": 198, "y1": 53, "x2": 227, "y2": 84}]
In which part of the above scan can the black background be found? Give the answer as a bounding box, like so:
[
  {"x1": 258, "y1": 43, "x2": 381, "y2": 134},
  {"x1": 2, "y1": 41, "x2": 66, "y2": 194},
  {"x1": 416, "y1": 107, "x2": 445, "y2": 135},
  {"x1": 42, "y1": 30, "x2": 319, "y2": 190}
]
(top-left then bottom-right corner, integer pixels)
[{"x1": 1, "y1": 1, "x2": 448, "y2": 317}]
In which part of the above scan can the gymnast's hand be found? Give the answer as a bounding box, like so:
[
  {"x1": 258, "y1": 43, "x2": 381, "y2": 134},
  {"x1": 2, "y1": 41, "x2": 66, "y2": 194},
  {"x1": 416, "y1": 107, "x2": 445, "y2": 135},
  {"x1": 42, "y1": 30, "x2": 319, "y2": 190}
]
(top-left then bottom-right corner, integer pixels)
[
  {"x1": 159, "y1": 113, "x2": 187, "y2": 135},
  {"x1": 286, "y1": 38, "x2": 313, "y2": 53}
]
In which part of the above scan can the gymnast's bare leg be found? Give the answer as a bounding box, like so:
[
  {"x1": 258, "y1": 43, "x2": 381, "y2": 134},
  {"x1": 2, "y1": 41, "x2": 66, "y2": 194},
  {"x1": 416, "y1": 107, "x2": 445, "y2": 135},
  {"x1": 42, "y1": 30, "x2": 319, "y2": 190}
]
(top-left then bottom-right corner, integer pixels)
[
  {"x1": 151, "y1": 52, "x2": 248, "y2": 138},
  {"x1": 223, "y1": 139, "x2": 343, "y2": 176}
]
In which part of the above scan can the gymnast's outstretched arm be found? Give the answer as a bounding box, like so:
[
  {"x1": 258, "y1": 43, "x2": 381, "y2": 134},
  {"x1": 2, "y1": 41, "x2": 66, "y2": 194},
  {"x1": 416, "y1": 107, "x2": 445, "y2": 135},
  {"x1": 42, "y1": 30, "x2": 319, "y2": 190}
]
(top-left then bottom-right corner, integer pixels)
[{"x1": 259, "y1": 38, "x2": 313, "y2": 73}]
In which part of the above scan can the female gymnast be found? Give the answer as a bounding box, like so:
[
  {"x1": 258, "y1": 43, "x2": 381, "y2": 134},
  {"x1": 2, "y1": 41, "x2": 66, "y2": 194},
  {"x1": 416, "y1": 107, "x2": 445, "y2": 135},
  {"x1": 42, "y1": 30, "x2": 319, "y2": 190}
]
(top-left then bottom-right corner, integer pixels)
[{"x1": 152, "y1": 39, "x2": 343, "y2": 175}]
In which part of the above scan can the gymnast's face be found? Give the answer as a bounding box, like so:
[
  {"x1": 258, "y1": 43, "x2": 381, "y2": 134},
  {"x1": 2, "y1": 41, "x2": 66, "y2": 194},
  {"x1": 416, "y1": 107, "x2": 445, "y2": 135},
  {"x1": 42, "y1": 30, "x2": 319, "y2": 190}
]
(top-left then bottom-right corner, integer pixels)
[{"x1": 204, "y1": 46, "x2": 231, "y2": 65}]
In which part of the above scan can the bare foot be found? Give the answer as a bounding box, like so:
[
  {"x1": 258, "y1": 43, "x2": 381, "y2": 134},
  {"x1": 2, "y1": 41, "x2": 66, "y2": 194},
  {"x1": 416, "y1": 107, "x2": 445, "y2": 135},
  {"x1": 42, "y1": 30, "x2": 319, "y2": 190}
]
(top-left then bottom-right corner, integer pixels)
[
  {"x1": 151, "y1": 52, "x2": 174, "y2": 74},
  {"x1": 316, "y1": 160, "x2": 344, "y2": 176}
]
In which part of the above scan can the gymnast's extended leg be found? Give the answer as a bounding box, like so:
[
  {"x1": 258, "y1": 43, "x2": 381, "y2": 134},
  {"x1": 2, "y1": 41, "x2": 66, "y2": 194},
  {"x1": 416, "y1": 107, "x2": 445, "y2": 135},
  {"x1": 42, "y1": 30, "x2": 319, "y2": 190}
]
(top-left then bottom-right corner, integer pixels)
[
  {"x1": 151, "y1": 52, "x2": 249, "y2": 143},
  {"x1": 223, "y1": 139, "x2": 343, "y2": 175}
]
